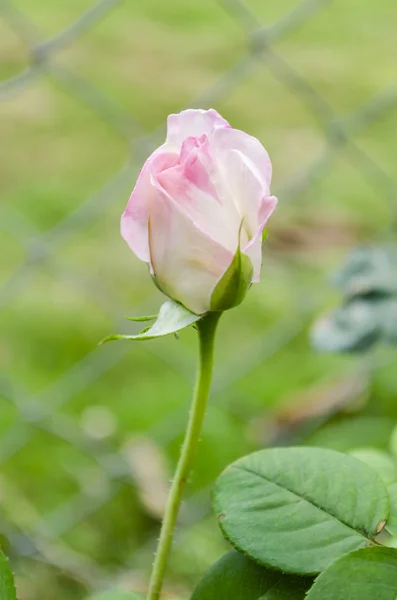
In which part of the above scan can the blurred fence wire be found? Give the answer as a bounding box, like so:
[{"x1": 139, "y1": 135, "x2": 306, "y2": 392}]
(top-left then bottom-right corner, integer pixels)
[{"x1": 1, "y1": 0, "x2": 397, "y2": 597}]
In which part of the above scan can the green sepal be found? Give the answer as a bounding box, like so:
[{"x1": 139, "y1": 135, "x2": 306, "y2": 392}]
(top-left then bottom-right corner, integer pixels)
[
  {"x1": 210, "y1": 224, "x2": 254, "y2": 312},
  {"x1": 100, "y1": 299, "x2": 201, "y2": 343},
  {"x1": 124, "y1": 314, "x2": 157, "y2": 323}
]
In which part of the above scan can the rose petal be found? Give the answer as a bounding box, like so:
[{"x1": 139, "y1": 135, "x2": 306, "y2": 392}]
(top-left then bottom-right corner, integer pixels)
[
  {"x1": 211, "y1": 127, "x2": 273, "y2": 244},
  {"x1": 166, "y1": 108, "x2": 229, "y2": 146},
  {"x1": 121, "y1": 148, "x2": 178, "y2": 263},
  {"x1": 148, "y1": 185, "x2": 233, "y2": 314},
  {"x1": 179, "y1": 135, "x2": 219, "y2": 201},
  {"x1": 244, "y1": 195, "x2": 278, "y2": 281},
  {"x1": 155, "y1": 136, "x2": 241, "y2": 253},
  {"x1": 213, "y1": 127, "x2": 272, "y2": 190}
]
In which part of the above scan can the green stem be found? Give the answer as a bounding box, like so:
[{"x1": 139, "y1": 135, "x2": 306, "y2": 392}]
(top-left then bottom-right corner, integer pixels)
[{"x1": 147, "y1": 312, "x2": 221, "y2": 600}]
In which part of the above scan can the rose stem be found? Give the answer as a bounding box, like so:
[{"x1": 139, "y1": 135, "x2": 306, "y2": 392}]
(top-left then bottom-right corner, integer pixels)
[{"x1": 147, "y1": 312, "x2": 221, "y2": 600}]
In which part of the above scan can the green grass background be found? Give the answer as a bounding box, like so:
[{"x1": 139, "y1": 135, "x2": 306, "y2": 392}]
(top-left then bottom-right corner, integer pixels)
[{"x1": 1, "y1": 0, "x2": 397, "y2": 598}]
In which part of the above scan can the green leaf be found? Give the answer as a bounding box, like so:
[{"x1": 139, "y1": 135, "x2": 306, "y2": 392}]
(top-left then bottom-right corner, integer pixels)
[
  {"x1": 101, "y1": 300, "x2": 201, "y2": 343},
  {"x1": 210, "y1": 224, "x2": 253, "y2": 311},
  {"x1": 311, "y1": 298, "x2": 380, "y2": 353},
  {"x1": 0, "y1": 550, "x2": 17, "y2": 600},
  {"x1": 349, "y1": 448, "x2": 397, "y2": 485},
  {"x1": 213, "y1": 447, "x2": 389, "y2": 575},
  {"x1": 305, "y1": 547, "x2": 397, "y2": 600},
  {"x1": 191, "y1": 550, "x2": 310, "y2": 600},
  {"x1": 304, "y1": 417, "x2": 396, "y2": 452},
  {"x1": 387, "y1": 482, "x2": 397, "y2": 538},
  {"x1": 348, "y1": 443, "x2": 397, "y2": 539}
]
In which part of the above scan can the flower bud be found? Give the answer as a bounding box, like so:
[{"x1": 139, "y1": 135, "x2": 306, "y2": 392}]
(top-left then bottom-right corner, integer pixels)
[{"x1": 121, "y1": 109, "x2": 277, "y2": 314}]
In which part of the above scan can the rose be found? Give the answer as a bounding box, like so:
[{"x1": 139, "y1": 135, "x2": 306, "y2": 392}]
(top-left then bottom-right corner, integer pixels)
[{"x1": 121, "y1": 109, "x2": 277, "y2": 315}]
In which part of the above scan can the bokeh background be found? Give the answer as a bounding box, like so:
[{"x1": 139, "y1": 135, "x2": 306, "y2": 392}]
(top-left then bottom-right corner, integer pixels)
[{"x1": 1, "y1": 0, "x2": 397, "y2": 598}]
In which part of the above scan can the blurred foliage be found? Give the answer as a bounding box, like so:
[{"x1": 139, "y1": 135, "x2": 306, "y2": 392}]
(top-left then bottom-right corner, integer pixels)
[
  {"x1": 88, "y1": 592, "x2": 144, "y2": 600},
  {"x1": 312, "y1": 246, "x2": 397, "y2": 352}
]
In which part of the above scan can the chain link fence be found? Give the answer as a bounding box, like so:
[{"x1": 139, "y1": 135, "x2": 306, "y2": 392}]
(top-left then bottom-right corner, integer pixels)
[{"x1": 1, "y1": 0, "x2": 397, "y2": 598}]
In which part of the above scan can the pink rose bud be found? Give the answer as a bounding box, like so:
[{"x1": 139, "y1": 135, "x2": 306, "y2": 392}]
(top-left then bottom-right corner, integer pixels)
[{"x1": 121, "y1": 109, "x2": 278, "y2": 315}]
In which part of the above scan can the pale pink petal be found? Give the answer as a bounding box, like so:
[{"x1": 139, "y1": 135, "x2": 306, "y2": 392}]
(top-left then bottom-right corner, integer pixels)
[
  {"x1": 211, "y1": 127, "x2": 273, "y2": 240},
  {"x1": 179, "y1": 135, "x2": 219, "y2": 200},
  {"x1": 159, "y1": 135, "x2": 219, "y2": 205},
  {"x1": 120, "y1": 148, "x2": 178, "y2": 263},
  {"x1": 243, "y1": 195, "x2": 278, "y2": 281},
  {"x1": 166, "y1": 109, "x2": 229, "y2": 146},
  {"x1": 213, "y1": 127, "x2": 272, "y2": 189},
  {"x1": 155, "y1": 135, "x2": 241, "y2": 253},
  {"x1": 148, "y1": 187, "x2": 233, "y2": 314},
  {"x1": 259, "y1": 194, "x2": 278, "y2": 224}
]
